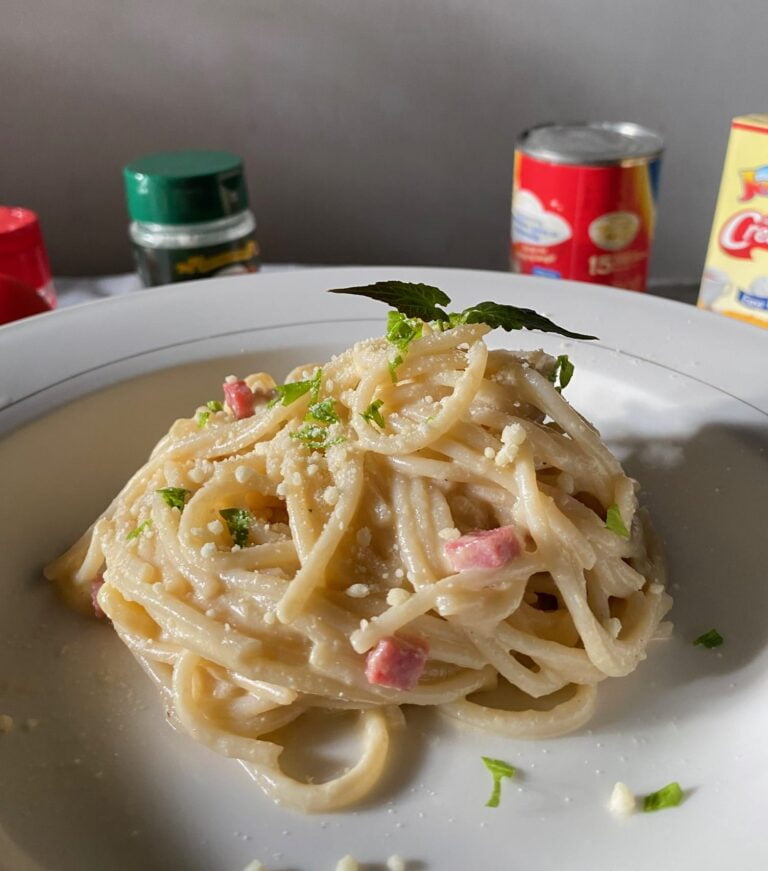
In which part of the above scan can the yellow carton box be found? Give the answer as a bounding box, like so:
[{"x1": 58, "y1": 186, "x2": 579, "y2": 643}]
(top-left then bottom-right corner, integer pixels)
[{"x1": 699, "y1": 115, "x2": 768, "y2": 328}]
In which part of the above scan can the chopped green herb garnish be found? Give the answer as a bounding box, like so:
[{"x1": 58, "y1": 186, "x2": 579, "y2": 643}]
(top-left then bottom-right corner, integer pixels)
[
  {"x1": 388, "y1": 354, "x2": 403, "y2": 383},
  {"x1": 206, "y1": 400, "x2": 223, "y2": 412},
  {"x1": 361, "y1": 399, "x2": 385, "y2": 429},
  {"x1": 155, "y1": 487, "x2": 191, "y2": 512},
  {"x1": 694, "y1": 629, "x2": 724, "y2": 649},
  {"x1": 219, "y1": 508, "x2": 252, "y2": 548},
  {"x1": 197, "y1": 399, "x2": 224, "y2": 427},
  {"x1": 605, "y1": 504, "x2": 630, "y2": 538},
  {"x1": 642, "y1": 782, "x2": 684, "y2": 812},
  {"x1": 196, "y1": 410, "x2": 211, "y2": 428},
  {"x1": 289, "y1": 423, "x2": 345, "y2": 451},
  {"x1": 548, "y1": 354, "x2": 575, "y2": 393},
  {"x1": 126, "y1": 519, "x2": 152, "y2": 541},
  {"x1": 386, "y1": 310, "x2": 423, "y2": 352},
  {"x1": 306, "y1": 397, "x2": 339, "y2": 424},
  {"x1": 328, "y1": 282, "x2": 596, "y2": 341},
  {"x1": 268, "y1": 368, "x2": 322, "y2": 409},
  {"x1": 481, "y1": 756, "x2": 516, "y2": 808}
]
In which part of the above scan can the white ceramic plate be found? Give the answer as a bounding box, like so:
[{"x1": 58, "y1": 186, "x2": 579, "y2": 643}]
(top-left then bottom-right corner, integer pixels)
[{"x1": 1, "y1": 267, "x2": 766, "y2": 871}]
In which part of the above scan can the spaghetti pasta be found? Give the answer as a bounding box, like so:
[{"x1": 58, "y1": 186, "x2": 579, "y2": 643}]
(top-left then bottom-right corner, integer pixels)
[{"x1": 45, "y1": 302, "x2": 671, "y2": 812}]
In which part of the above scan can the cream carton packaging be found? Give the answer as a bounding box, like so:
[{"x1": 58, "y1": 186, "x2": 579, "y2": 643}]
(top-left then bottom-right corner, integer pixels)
[{"x1": 699, "y1": 115, "x2": 768, "y2": 328}]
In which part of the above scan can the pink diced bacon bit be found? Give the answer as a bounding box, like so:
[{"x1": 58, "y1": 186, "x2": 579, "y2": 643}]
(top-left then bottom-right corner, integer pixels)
[
  {"x1": 223, "y1": 379, "x2": 256, "y2": 420},
  {"x1": 365, "y1": 636, "x2": 429, "y2": 690},
  {"x1": 91, "y1": 575, "x2": 106, "y2": 619},
  {"x1": 444, "y1": 525, "x2": 521, "y2": 571}
]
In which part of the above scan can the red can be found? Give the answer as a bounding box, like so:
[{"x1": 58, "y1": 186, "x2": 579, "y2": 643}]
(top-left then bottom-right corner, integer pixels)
[{"x1": 510, "y1": 122, "x2": 664, "y2": 292}]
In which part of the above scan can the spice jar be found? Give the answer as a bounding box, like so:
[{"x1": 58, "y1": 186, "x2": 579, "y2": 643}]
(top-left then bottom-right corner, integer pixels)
[
  {"x1": 0, "y1": 206, "x2": 57, "y2": 307},
  {"x1": 123, "y1": 150, "x2": 260, "y2": 287}
]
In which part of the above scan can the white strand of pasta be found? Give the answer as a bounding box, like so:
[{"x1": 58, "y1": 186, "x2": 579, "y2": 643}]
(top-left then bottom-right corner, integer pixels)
[
  {"x1": 440, "y1": 684, "x2": 597, "y2": 739},
  {"x1": 108, "y1": 564, "x2": 263, "y2": 670},
  {"x1": 276, "y1": 450, "x2": 365, "y2": 623},
  {"x1": 520, "y1": 367, "x2": 622, "y2": 481},
  {"x1": 151, "y1": 498, "x2": 221, "y2": 599},
  {"x1": 349, "y1": 560, "x2": 541, "y2": 653},
  {"x1": 513, "y1": 447, "x2": 669, "y2": 676},
  {"x1": 492, "y1": 623, "x2": 605, "y2": 684},
  {"x1": 350, "y1": 340, "x2": 488, "y2": 456},
  {"x1": 510, "y1": 443, "x2": 620, "y2": 673},
  {"x1": 464, "y1": 629, "x2": 569, "y2": 698},
  {"x1": 173, "y1": 651, "x2": 392, "y2": 812},
  {"x1": 281, "y1": 442, "x2": 323, "y2": 563},
  {"x1": 386, "y1": 455, "x2": 478, "y2": 484}
]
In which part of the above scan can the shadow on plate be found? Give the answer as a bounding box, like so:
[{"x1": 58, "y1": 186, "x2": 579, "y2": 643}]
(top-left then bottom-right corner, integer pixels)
[{"x1": 589, "y1": 419, "x2": 768, "y2": 734}]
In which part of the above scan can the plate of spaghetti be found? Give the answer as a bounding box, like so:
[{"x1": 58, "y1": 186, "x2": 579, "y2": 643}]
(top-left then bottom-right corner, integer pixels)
[{"x1": 0, "y1": 267, "x2": 766, "y2": 871}]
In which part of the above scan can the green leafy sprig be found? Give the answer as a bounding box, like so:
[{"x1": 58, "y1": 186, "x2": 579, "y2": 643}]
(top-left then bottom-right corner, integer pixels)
[{"x1": 329, "y1": 281, "x2": 596, "y2": 341}]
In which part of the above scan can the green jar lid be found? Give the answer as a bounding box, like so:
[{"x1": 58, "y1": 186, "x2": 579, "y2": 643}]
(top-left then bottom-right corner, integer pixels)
[{"x1": 123, "y1": 150, "x2": 250, "y2": 224}]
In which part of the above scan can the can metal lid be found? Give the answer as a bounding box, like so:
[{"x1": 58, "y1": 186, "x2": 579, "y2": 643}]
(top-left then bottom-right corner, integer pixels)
[
  {"x1": 123, "y1": 150, "x2": 250, "y2": 225},
  {"x1": 517, "y1": 122, "x2": 664, "y2": 166}
]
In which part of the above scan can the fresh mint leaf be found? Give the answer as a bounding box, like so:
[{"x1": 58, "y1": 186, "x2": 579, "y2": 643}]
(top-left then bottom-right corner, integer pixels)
[
  {"x1": 459, "y1": 301, "x2": 597, "y2": 340},
  {"x1": 481, "y1": 756, "x2": 516, "y2": 808},
  {"x1": 694, "y1": 629, "x2": 724, "y2": 649},
  {"x1": 548, "y1": 354, "x2": 575, "y2": 393},
  {"x1": 156, "y1": 487, "x2": 191, "y2": 512},
  {"x1": 126, "y1": 519, "x2": 152, "y2": 541},
  {"x1": 605, "y1": 504, "x2": 630, "y2": 538},
  {"x1": 643, "y1": 782, "x2": 683, "y2": 812},
  {"x1": 268, "y1": 369, "x2": 322, "y2": 409},
  {"x1": 306, "y1": 397, "x2": 339, "y2": 424},
  {"x1": 361, "y1": 399, "x2": 385, "y2": 429},
  {"x1": 329, "y1": 281, "x2": 451, "y2": 322},
  {"x1": 219, "y1": 508, "x2": 252, "y2": 548}
]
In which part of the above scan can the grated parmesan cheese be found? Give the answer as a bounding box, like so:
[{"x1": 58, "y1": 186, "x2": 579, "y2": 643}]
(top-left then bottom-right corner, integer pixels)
[
  {"x1": 200, "y1": 542, "x2": 217, "y2": 558},
  {"x1": 335, "y1": 856, "x2": 359, "y2": 871},
  {"x1": 346, "y1": 584, "x2": 370, "y2": 599},
  {"x1": 386, "y1": 856, "x2": 406, "y2": 871},
  {"x1": 207, "y1": 519, "x2": 224, "y2": 535},
  {"x1": 483, "y1": 446, "x2": 496, "y2": 460},
  {"x1": 235, "y1": 465, "x2": 255, "y2": 484},
  {"x1": 225, "y1": 374, "x2": 238, "y2": 383},
  {"x1": 438, "y1": 527, "x2": 460, "y2": 541},
  {"x1": 323, "y1": 486, "x2": 339, "y2": 505},
  {"x1": 495, "y1": 422, "x2": 526, "y2": 466},
  {"x1": 356, "y1": 527, "x2": 372, "y2": 547},
  {"x1": 609, "y1": 781, "x2": 637, "y2": 816},
  {"x1": 386, "y1": 588, "x2": 411, "y2": 606},
  {"x1": 242, "y1": 862, "x2": 266, "y2": 871}
]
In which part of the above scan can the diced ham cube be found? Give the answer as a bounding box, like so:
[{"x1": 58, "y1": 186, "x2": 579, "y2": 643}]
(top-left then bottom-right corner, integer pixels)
[
  {"x1": 91, "y1": 575, "x2": 106, "y2": 619},
  {"x1": 444, "y1": 525, "x2": 521, "y2": 571},
  {"x1": 365, "y1": 636, "x2": 428, "y2": 691},
  {"x1": 223, "y1": 380, "x2": 256, "y2": 420}
]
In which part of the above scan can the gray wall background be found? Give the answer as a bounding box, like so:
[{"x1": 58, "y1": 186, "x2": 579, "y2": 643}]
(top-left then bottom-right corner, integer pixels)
[{"x1": 1, "y1": 0, "x2": 762, "y2": 280}]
